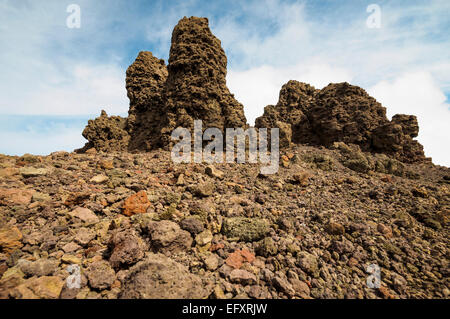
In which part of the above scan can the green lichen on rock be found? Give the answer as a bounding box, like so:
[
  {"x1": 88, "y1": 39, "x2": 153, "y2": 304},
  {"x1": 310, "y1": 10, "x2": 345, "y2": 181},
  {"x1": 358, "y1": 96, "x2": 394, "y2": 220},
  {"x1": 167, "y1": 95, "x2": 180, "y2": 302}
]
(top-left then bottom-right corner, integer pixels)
[{"x1": 222, "y1": 217, "x2": 269, "y2": 242}]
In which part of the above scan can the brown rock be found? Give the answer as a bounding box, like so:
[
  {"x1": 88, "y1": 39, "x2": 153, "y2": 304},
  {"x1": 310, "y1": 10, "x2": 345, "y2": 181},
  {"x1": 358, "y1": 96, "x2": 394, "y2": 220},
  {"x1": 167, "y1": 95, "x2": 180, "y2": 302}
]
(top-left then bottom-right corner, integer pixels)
[
  {"x1": 86, "y1": 260, "x2": 116, "y2": 290},
  {"x1": 78, "y1": 110, "x2": 130, "y2": 153},
  {"x1": 69, "y1": 207, "x2": 99, "y2": 224},
  {"x1": 120, "y1": 253, "x2": 212, "y2": 299},
  {"x1": 122, "y1": 190, "x2": 151, "y2": 216},
  {"x1": 255, "y1": 81, "x2": 427, "y2": 163},
  {"x1": 325, "y1": 222, "x2": 345, "y2": 235},
  {"x1": 147, "y1": 220, "x2": 192, "y2": 253},
  {"x1": 0, "y1": 226, "x2": 23, "y2": 254},
  {"x1": 126, "y1": 51, "x2": 168, "y2": 151},
  {"x1": 109, "y1": 229, "x2": 147, "y2": 269},
  {"x1": 229, "y1": 269, "x2": 257, "y2": 285},
  {"x1": 16, "y1": 276, "x2": 64, "y2": 299},
  {"x1": 0, "y1": 188, "x2": 34, "y2": 206}
]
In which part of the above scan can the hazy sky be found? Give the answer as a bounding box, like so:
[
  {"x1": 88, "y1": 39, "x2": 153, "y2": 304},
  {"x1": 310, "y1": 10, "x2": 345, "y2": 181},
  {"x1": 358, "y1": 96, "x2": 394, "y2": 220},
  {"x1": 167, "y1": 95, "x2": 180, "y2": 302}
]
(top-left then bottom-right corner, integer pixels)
[{"x1": 0, "y1": 0, "x2": 449, "y2": 165}]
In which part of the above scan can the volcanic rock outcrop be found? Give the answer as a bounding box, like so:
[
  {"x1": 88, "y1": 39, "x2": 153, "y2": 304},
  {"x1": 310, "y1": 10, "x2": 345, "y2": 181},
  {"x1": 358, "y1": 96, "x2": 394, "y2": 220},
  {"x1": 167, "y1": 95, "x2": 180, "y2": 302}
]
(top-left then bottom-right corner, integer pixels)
[
  {"x1": 255, "y1": 81, "x2": 427, "y2": 163},
  {"x1": 78, "y1": 16, "x2": 247, "y2": 153},
  {"x1": 79, "y1": 16, "x2": 428, "y2": 164},
  {"x1": 126, "y1": 51, "x2": 168, "y2": 151},
  {"x1": 80, "y1": 110, "x2": 129, "y2": 153}
]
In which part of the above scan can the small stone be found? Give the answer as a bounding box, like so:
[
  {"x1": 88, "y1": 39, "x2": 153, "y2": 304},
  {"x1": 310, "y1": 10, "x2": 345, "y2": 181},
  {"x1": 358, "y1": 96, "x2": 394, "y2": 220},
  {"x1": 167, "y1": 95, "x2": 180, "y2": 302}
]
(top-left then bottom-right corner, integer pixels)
[
  {"x1": 0, "y1": 167, "x2": 19, "y2": 177},
  {"x1": 191, "y1": 182, "x2": 215, "y2": 197},
  {"x1": 147, "y1": 220, "x2": 192, "y2": 253},
  {"x1": 176, "y1": 174, "x2": 185, "y2": 185},
  {"x1": 195, "y1": 230, "x2": 213, "y2": 246},
  {"x1": 86, "y1": 260, "x2": 116, "y2": 290},
  {"x1": 289, "y1": 278, "x2": 310, "y2": 298},
  {"x1": 99, "y1": 160, "x2": 114, "y2": 170},
  {"x1": 90, "y1": 174, "x2": 109, "y2": 184},
  {"x1": 122, "y1": 190, "x2": 151, "y2": 216},
  {"x1": 0, "y1": 188, "x2": 34, "y2": 206},
  {"x1": 256, "y1": 237, "x2": 277, "y2": 257},
  {"x1": 109, "y1": 229, "x2": 147, "y2": 269},
  {"x1": 69, "y1": 207, "x2": 99, "y2": 224},
  {"x1": 61, "y1": 255, "x2": 81, "y2": 264},
  {"x1": 202, "y1": 253, "x2": 219, "y2": 271},
  {"x1": 32, "y1": 192, "x2": 51, "y2": 202},
  {"x1": 74, "y1": 227, "x2": 96, "y2": 246},
  {"x1": 377, "y1": 223, "x2": 392, "y2": 238},
  {"x1": 297, "y1": 252, "x2": 319, "y2": 277},
  {"x1": 62, "y1": 242, "x2": 81, "y2": 253},
  {"x1": 0, "y1": 226, "x2": 23, "y2": 254},
  {"x1": 180, "y1": 217, "x2": 204, "y2": 235},
  {"x1": 225, "y1": 250, "x2": 244, "y2": 269},
  {"x1": 222, "y1": 217, "x2": 269, "y2": 242},
  {"x1": 19, "y1": 167, "x2": 48, "y2": 178},
  {"x1": 225, "y1": 249, "x2": 255, "y2": 269},
  {"x1": 325, "y1": 222, "x2": 345, "y2": 235},
  {"x1": 120, "y1": 253, "x2": 212, "y2": 299},
  {"x1": 205, "y1": 165, "x2": 224, "y2": 179},
  {"x1": 412, "y1": 187, "x2": 428, "y2": 198},
  {"x1": 18, "y1": 258, "x2": 59, "y2": 277},
  {"x1": 213, "y1": 285, "x2": 226, "y2": 299},
  {"x1": 273, "y1": 276, "x2": 295, "y2": 297},
  {"x1": 17, "y1": 276, "x2": 64, "y2": 299},
  {"x1": 229, "y1": 269, "x2": 257, "y2": 285}
]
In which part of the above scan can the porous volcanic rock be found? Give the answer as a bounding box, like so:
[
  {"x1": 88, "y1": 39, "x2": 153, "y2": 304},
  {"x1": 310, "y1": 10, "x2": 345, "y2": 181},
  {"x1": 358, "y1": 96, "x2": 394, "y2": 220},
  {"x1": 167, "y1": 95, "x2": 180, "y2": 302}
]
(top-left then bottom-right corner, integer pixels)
[
  {"x1": 79, "y1": 16, "x2": 247, "y2": 153},
  {"x1": 78, "y1": 110, "x2": 130, "y2": 153},
  {"x1": 160, "y1": 16, "x2": 247, "y2": 147},
  {"x1": 126, "y1": 51, "x2": 168, "y2": 151},
  {"x1": 256, "y1": 81, "x2": 428, "y2": 163},
  {"x1": 119, "y1": 253, "x2": 212, "y2": 299}
]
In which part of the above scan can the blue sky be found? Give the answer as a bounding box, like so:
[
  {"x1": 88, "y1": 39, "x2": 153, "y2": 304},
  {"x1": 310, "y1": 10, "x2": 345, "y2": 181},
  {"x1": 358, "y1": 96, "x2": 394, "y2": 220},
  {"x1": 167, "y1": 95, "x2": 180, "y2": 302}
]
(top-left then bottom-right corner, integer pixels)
[{"x1": 0, "y1": 0, "x2": 449, "y2": 165}]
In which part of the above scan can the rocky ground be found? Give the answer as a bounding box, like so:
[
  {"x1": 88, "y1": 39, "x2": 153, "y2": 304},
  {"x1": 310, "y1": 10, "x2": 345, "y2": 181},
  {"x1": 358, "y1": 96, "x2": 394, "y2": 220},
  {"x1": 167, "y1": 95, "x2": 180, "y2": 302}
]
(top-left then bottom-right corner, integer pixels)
[{"x1": 0, "y1": 143, "x2": 448, "y2": 299}]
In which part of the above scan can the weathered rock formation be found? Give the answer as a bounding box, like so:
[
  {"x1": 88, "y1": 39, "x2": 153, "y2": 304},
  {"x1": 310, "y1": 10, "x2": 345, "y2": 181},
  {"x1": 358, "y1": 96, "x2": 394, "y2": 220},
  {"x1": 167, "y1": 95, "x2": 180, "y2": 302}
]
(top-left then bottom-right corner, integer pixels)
[
  {"x1": 78, "y1": 17, "x2": 428, "y2": 164},
  {"x1": 126, "y1": 51, "x2": 168, "y2": 151},
  {"x1": 162, "y1": 17, "x2": 247, "y2": 136},
  {"x1": 256, "y1": 81, "x2": 428, "y2": 163},
  {"x1": 80, "y1": 110, "x2": 129, "y2": 153},
  {"x1": 78, "y1": 16, "x2": 247, "y2": 153}
]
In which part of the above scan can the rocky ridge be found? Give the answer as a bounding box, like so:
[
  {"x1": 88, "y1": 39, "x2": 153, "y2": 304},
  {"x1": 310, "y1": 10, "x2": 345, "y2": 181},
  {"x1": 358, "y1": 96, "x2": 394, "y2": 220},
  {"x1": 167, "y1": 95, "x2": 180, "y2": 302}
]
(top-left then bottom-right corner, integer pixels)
[{"x1": 255, "y1": 81, "x2": 428, "y2": 163}]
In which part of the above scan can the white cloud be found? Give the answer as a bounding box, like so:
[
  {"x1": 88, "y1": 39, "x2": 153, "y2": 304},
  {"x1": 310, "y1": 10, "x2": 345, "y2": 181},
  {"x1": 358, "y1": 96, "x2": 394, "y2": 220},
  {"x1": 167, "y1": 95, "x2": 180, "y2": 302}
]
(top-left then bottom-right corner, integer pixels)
[
  {"x1": 17, "y1": 63, "x2": 128, "y2": 115},
  {"x1": 369, "y1": 72, "x2": 450, "y2": 167}
]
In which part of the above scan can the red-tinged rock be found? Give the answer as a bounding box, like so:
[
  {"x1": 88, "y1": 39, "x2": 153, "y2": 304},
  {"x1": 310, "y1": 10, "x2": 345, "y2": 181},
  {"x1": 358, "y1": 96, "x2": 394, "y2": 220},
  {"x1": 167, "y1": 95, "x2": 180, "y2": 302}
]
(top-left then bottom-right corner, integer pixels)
[
  {"x1": 122, "y1": 190, "x2": 151, "y2": 216},
  {"x1": 378, "y1": 285, "x2": 395, "y2": 299},
  {"x1": 209, "y1": 243, "x2": 225, "y2": 252},
  {"x1": 225, "y1": 249, "x2": 256, "y2": 269},
  {"x1": 0, "y1": 188, "x2": 35, "y2": 206},
  {"x1": 377, "y1": 223, "x2": 393, "y2": 238},
  {"x1": 225, "y1": 250, "x2": 244, "y2": 269},
  {"x1": 0, "y1": 167, "x2": 19, "y2": 177},
  {"x1": 240, "y1": 248, "x2": 255, "y2": 263}
]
